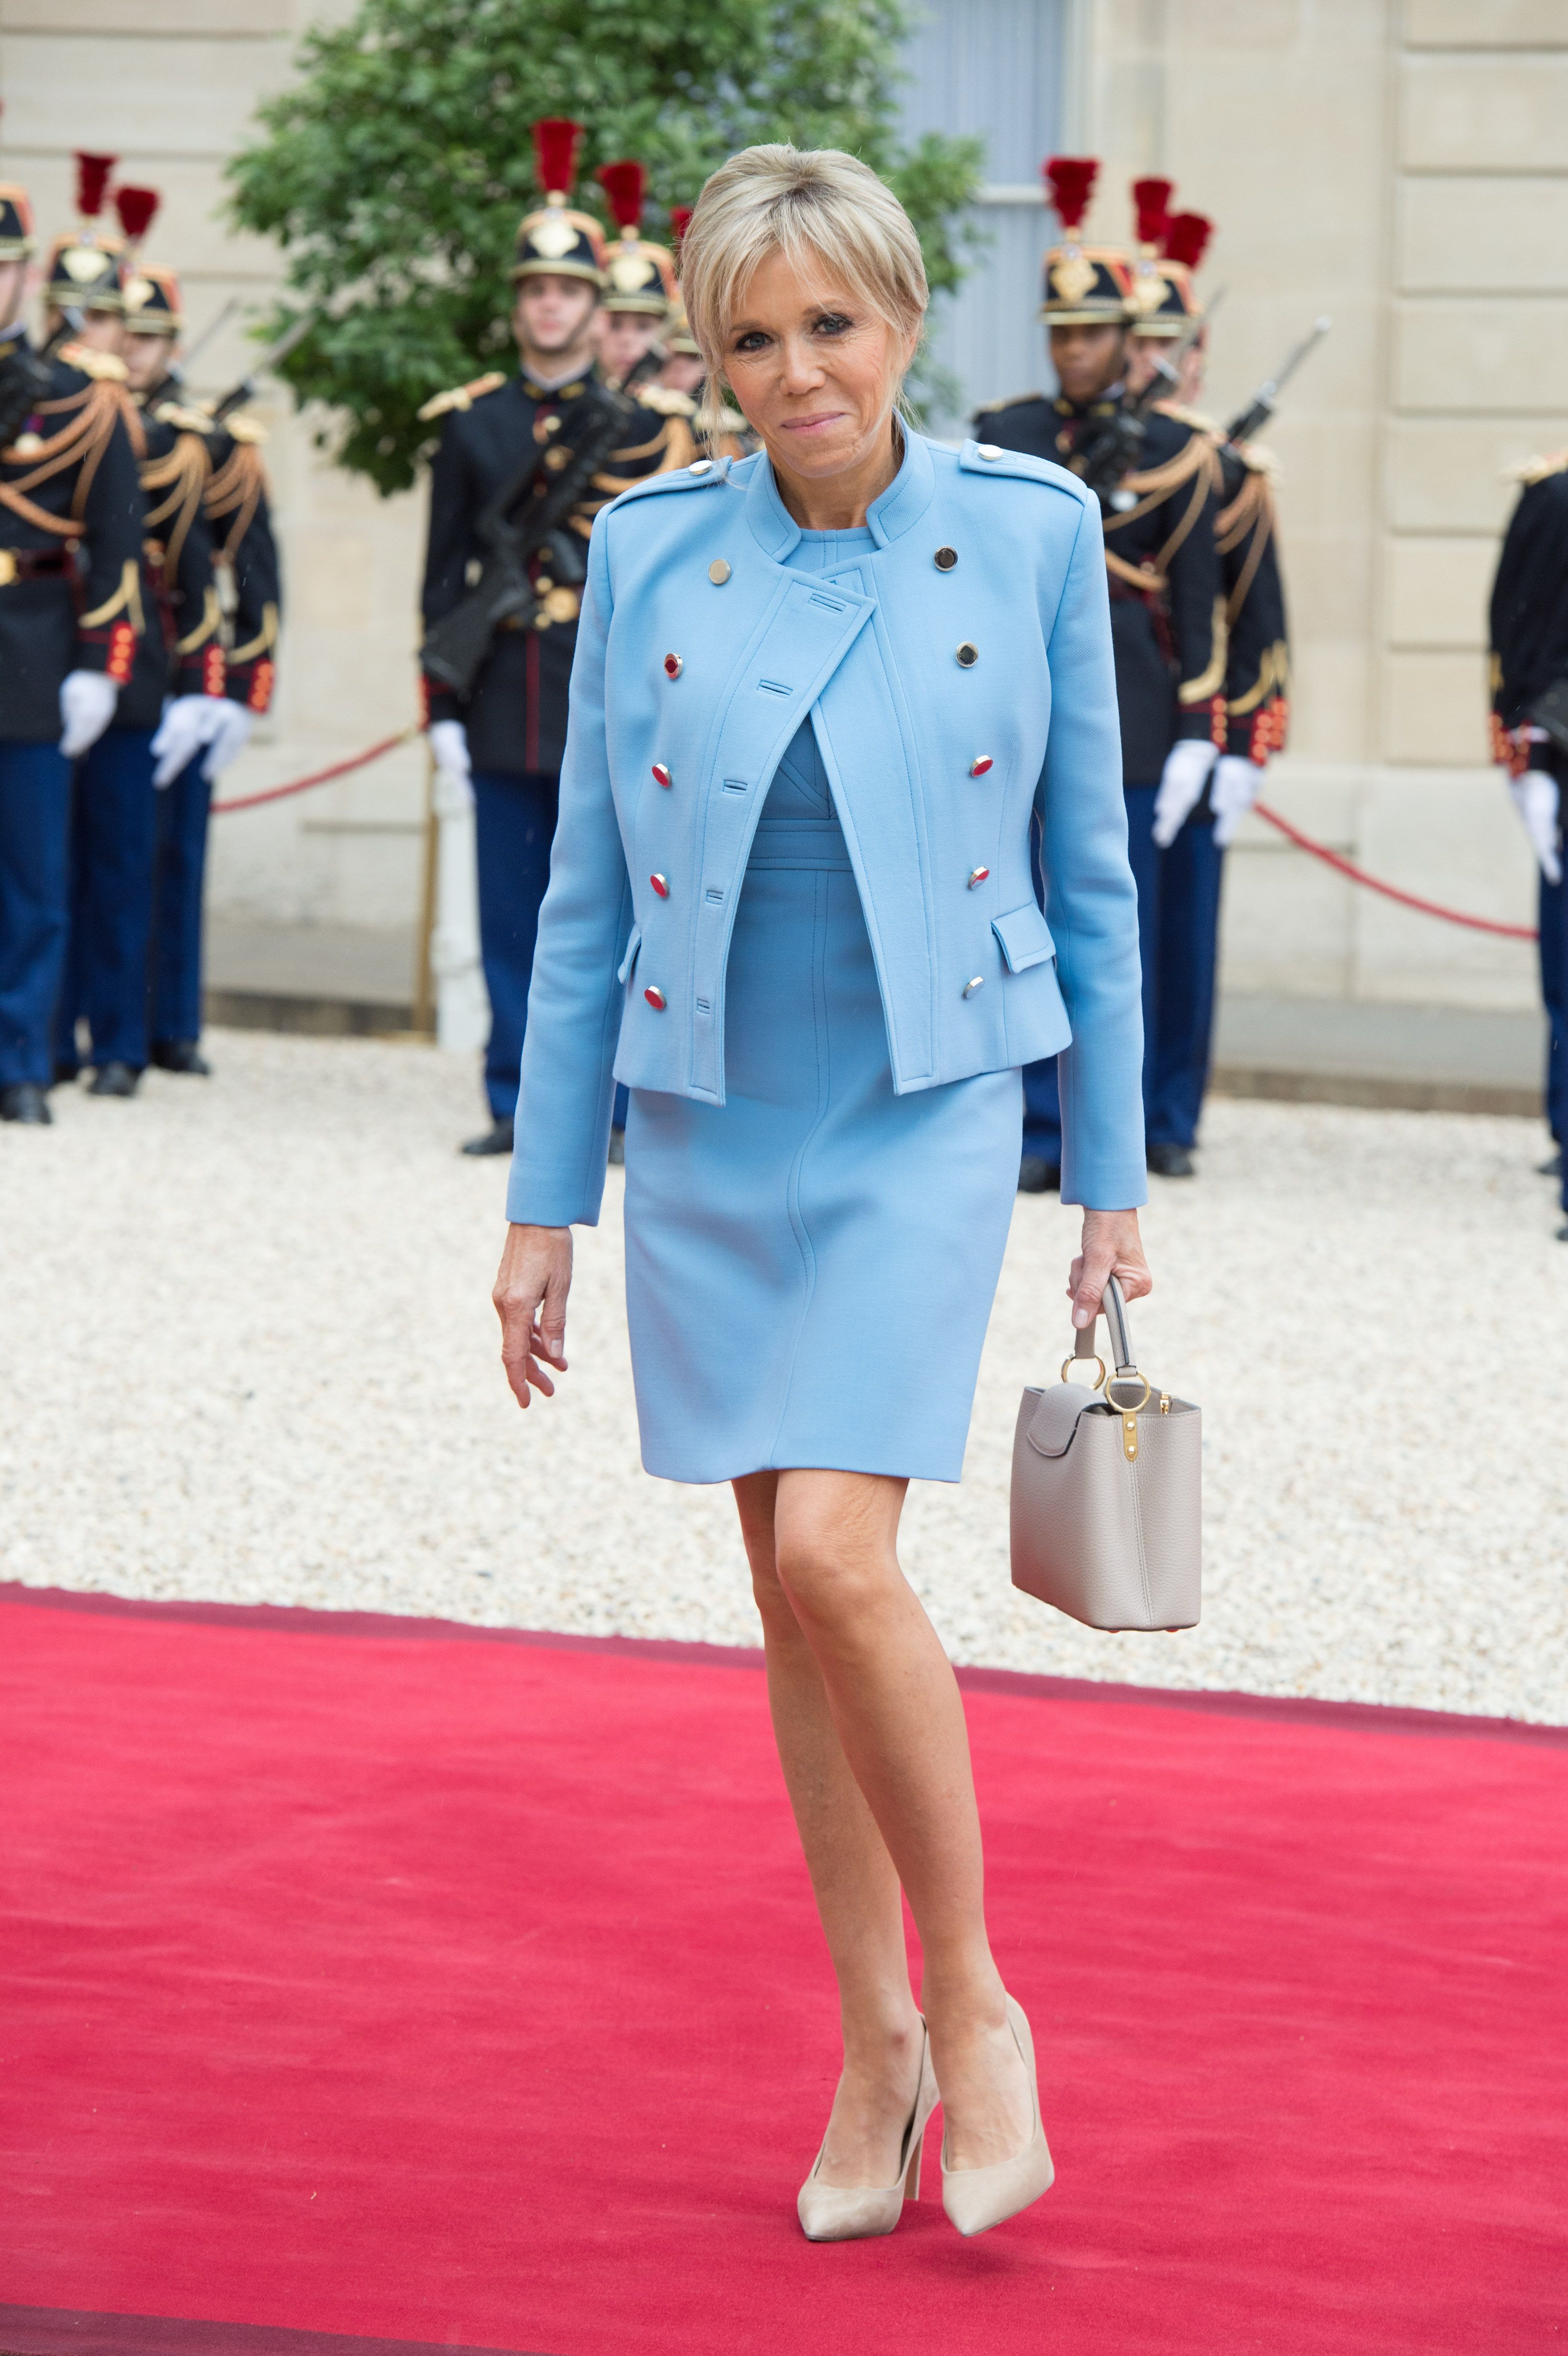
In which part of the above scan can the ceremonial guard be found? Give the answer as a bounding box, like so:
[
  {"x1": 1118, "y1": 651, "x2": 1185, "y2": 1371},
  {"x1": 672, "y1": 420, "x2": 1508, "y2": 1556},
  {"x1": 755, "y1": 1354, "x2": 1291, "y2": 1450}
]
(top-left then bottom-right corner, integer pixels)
[
  {"x1": 117, "y1": 235, "x2": 278, "y2": 1076},
  {"x1": 660, "y1": 209, "x2": 753, "y2": 459},
  {"x1": 1122, "y1": 197, "x2": 1292, "y2": 1174},
  {"x1": 973, "y1": 156, "x2": 1223, "y2": 1189},
  {"x1": 593, "y1": 162, "x2": 675, "y2": 392},
  {"x1": 0, "y1": 166, "x2": 144, "y2": 1124},
  {"x1": 55, "y1": 190, "x2": 233, "y2": 1096},
  {"x1": 419, "y1": 118, "x2": 691, "y2": 1155},
  {"x1": 1490, "y1": 447, "x2": 1568, "y2": 1236}
]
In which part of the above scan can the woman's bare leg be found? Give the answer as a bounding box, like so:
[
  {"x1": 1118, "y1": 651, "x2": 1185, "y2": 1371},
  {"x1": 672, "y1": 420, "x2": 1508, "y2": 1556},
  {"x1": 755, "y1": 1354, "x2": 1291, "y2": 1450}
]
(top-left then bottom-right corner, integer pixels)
[
  {"x1": 734, "y1": 1466, "x2": 1032, "y2": 2173},
  {"x1": 734, "y1": 1470, "x2": 924, "y2": 2186}
]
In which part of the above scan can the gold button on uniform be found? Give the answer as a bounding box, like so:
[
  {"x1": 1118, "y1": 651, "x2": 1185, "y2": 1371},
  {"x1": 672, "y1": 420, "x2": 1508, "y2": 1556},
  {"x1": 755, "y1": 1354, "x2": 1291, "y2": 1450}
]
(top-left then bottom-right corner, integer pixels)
[
  {"x1": 934, "y1": 546, "x2": 958, "y2": 571},
  {"x1": 708, "y1": 559, "x2": 731, "y2": 585},
  {"x1": 956, "y1": 643, "x2": 979, "y2": 668}
]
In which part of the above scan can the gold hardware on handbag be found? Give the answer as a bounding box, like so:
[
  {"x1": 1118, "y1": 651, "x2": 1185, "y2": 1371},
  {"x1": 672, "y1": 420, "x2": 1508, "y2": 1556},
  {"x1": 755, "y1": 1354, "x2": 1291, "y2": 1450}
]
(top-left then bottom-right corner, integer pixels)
[{"x1": 1009, "y1": 1276, "x2": 1201, "y2": 1632}]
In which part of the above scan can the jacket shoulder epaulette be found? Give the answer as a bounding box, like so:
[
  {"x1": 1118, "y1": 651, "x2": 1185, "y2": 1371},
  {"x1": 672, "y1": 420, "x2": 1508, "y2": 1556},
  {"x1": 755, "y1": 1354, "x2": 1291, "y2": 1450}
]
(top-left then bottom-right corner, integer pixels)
[
  {"x1": 219, "y1": 414, "x2": 269, "y2": 447},
  {"x1": 417, "y1": 370, "x2": 508, "y2": 425},
  {"x1": 1232, "y1": 439, "x2": 1280, "y2": 478},
  {"x1": 153, "y1": 401, "x2": 216, "y2": 436},
  {"x1": 1154, "y1": 400, "x2": 1222, "y2": 436},
  {"x1": 960, "y1": 439, "x2": 1088, "y2": 503},
  {"x1": 1508, "y1": 450, "x2": 1568, "y2": 487},
  {"x1": 633, "y1": 384, "x2": 697, "y2": 419},
  {"x1": 59, "y1": 343, "x2": 128, "y2": 383},
  {"x1": 606, "y1": 458, "x2": 730, "y2": 512},
  {"x1": 972, "y1": 390, "x2": 1046, "y2": 421}
]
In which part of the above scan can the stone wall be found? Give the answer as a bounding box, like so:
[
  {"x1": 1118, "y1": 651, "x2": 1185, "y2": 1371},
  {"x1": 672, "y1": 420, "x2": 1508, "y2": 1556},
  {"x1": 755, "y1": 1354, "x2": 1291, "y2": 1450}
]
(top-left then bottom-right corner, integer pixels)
[{"x1": 2, "y1": 0, "x2": 1564, "y2": 1009}]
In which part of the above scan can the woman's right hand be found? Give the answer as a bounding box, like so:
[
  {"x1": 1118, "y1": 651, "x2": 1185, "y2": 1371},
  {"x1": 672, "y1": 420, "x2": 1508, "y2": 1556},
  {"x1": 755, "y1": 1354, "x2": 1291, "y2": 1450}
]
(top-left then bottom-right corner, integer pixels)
[{"x1": 493, "y1": 1222, "x2": 573, "y2": 1409}]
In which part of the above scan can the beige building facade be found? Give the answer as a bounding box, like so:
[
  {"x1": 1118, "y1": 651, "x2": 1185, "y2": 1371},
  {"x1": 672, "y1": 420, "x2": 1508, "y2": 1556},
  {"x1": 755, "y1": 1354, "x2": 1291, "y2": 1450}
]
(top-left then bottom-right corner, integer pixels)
[{"x1": 1, "y1": 0, "x2": 1564, "y2": 1016}]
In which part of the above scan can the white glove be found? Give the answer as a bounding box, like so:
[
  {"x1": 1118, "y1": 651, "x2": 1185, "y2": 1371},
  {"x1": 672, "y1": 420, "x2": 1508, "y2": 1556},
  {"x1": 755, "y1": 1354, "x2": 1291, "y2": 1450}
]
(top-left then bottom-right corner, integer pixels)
[
  {"x1": 429, "y1": 717, "x2": 474, "y2": 812},
  {"x1": 1210, "y1": 753, "x2": 1265, "y2": 850},
  {"x1": 201, "y1": 701, "x2": 253, "y2": 780},
  {"x1": 1152, "y1": 737, "x2": 1219, "y2": 848},
  {"x1": 1508, "y1": 769, "x2": 1562, "y2": 886},
  {"x1": 59, "y1": 668, "x2": 120, "y2": 760},
  {"x1": 151, "y1": 694, "x2": 228, "y2": 787}
]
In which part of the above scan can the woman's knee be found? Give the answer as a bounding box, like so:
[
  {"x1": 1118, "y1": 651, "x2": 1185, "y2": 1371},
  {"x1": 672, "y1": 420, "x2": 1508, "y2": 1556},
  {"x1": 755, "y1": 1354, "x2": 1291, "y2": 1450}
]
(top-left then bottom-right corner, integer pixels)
[{"x1": 773, "y1": 1497, "x2": 900, "y2": 1635}]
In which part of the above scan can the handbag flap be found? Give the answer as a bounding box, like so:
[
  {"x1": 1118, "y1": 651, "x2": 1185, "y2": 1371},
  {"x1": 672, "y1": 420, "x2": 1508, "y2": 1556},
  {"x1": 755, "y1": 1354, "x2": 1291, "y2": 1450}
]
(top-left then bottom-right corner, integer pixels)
[{"x1": 1023, "y1": 1383, "x2": 1109, "y2": 1458}]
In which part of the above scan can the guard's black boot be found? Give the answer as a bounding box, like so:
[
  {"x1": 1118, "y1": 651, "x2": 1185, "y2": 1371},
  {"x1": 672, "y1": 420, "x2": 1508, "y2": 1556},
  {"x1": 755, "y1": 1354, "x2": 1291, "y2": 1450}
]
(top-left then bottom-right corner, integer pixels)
[
  {"x1": 1, "y1": 1082, "x2": 52, "y2": 1124},
  {"x1": 53, "y1": 1061, "x2": 81, "y2": 1085},
  {"x1": 1146, "y1": 1141, "x2": 1195, "y2": 1178},
  {"x1": 607, "y1": 1127, "x2": 626, "y2": 1167},
  {"x1": 88, "y1": 1061, "x2": 140, "y2": 1098},
  {"x1": 1017, "y1": 1154, "x2": 1060, "y2": 1194},
  {"x1": 151, "y1": 1039, "x2": 211, "y2": 1076},
  {"x1": 461, "y1": 1117, "x2": 514, "y2": 1157}
]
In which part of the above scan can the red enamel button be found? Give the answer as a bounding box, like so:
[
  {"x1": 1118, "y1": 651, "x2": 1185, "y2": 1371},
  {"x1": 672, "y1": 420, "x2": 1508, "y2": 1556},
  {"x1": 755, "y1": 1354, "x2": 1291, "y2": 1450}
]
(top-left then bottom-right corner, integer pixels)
[
  {"x1": 644, "y1": 985, "x2": 667, "y2": 1010},
  {"x1": 664, "y1": 653, "x2": 683, "y2": 680},
  {"x1": 967, "y1": 866, "x2": 990, "y2": 888},
  {"x1": 651, "y1": 762, "x2": 671, "y2": 787},
  {"x1": 650, "y1": 873, "x2": 669, "y2": 898},
  {"x1": 969, "y1": 754, "x2": 993, "y2": 777}
]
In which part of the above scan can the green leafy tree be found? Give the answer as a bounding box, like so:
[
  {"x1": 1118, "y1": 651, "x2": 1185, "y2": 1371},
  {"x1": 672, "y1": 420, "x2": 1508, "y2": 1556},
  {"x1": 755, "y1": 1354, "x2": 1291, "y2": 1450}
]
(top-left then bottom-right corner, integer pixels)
[{"x1": 226, "y1": 0, "x2": 983, "y2": 495}]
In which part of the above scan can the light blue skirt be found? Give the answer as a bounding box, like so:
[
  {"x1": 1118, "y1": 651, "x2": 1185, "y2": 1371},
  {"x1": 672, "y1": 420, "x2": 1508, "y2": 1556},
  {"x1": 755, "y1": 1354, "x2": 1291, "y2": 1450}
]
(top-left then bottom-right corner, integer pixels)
[{"x1": 622, "y1": 817, "x2": 1022, "y2": 1484}]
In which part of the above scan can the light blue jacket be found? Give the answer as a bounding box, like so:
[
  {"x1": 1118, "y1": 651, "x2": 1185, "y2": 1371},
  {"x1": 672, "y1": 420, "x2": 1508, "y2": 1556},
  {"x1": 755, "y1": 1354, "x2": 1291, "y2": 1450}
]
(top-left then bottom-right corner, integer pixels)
[{"x1": 508, "y1": 430, "x2": 1146, "y2": 1224}]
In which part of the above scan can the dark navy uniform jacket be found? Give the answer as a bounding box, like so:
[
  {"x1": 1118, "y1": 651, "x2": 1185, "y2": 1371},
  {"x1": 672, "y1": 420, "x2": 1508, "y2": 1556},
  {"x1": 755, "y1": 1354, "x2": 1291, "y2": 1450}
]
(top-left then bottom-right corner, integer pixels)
[
  {"x1": 1490, "y1": 459, "x2": 1568, "y2": 786},
  {"x1": 420, "y1": 367, "x2": 690, "y2": 777},
  {"x1": 972, "y1": 391, "x2": 1225, "y2": 787},
  {"x1": 203, "y1": 415, "x2": 282, "y2": 716},
  {"x1": 1207, "y1": 425, "x2": 1290, "y2": 763},
  {"x1": 117, "y1": 399, "x2": 225, "y2": 731},
  {"x1": 0, "y1": 347, "x2": 145, "y2": 741}
]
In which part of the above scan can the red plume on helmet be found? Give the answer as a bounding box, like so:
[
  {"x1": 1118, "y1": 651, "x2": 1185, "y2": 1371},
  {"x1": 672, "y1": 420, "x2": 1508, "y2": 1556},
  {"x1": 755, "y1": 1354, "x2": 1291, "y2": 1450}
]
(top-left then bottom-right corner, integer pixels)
[
  {"x1": 531, "y1": 118, "x2": 584, "y2": 200},
  {"x1": 75, "y1": 152, "x2": 117, "y2": 220},
  {"x1": 1043, "y1": 156, "x2": 1098, "y2": 233},
  {"x1": 669, "y1": 205, "x2": 693, "y2": 247},
  {"x1": 1163, "y1": 211, "x2": 1212, "y2": 270},
  {"x1": 114, "y1": 185, "x2": 160, "y2": 245},
  {"x1": 596, "y1": 160, "x2": 646, "y2": 235},
  {"x1": 1132, "y1": 176, "x2": 1173, "y2": 248}
]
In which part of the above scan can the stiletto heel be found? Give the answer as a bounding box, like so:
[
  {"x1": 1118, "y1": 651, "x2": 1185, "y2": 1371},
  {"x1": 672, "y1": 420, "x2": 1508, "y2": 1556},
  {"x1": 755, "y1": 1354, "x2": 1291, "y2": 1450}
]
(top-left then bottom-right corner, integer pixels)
[
  {"x1": 797, "y1": 2021, "x2": 939, "y2": 2242},
  {"x1": 940, "y1": 1993, "x2": 1054, "y2": 2237}
]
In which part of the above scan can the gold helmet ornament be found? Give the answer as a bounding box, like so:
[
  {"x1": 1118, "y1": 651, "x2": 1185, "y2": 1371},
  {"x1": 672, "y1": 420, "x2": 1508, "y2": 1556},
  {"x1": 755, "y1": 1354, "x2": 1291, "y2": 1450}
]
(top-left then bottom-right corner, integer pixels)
[
  {"x1": 1039, "y1": 157, "x2": 1130, "y2": 326},
  {"x1": 1139, "y1": 210, "x2": 1213, "y2": 338},
  {"x1": 512, "y1": 119, "x2": 606, "y2": 286},
  {"x1": 596, "y1": 161, "x2": 675, "y2": 316},
  {"x1": 44, "y1": 150, "x2": 125, "y2": 313}
]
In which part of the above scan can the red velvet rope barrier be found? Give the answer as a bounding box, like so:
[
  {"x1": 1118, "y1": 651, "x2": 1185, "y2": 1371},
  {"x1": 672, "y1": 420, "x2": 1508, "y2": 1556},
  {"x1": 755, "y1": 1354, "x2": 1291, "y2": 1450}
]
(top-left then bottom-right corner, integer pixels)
[
  {"x1": 1252, "y1": 801, "x2": 1540, "y2": 944},
  {"x1": 209, "y1": 727, "x2": 419, "y2": 815}
]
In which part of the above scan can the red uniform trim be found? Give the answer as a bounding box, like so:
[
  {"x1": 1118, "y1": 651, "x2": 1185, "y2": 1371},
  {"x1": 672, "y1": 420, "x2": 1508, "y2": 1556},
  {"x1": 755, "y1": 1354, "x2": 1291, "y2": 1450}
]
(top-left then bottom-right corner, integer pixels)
[
  {"x1": 246, "y1": 658, "x2": 275, "y2": 715},
  {"x1": 203, "y1": 643, "x2": 226, "y2": 697},
  {"x1": 106, "y1": 621, "x2": 135, "y2": 686}
]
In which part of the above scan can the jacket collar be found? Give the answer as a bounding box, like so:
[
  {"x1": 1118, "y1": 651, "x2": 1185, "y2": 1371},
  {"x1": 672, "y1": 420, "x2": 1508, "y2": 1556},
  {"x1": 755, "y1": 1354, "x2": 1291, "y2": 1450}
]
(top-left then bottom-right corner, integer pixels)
[{"x1": 743, "y1": 426, "x2": 936, "y2": 561}]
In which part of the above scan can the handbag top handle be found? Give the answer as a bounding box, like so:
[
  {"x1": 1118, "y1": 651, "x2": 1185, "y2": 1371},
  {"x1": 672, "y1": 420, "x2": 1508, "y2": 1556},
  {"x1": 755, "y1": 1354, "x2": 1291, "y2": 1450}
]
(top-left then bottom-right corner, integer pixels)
[{"x1": 1073, "y1": 1273, "x2": 1135, "y2": 1376}]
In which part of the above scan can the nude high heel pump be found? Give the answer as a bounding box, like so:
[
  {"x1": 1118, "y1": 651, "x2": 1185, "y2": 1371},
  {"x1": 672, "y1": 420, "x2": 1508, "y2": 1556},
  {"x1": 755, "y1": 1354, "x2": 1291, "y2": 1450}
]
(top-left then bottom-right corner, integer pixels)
[
  {"x1": 940, "y1": 1993, "x2": 1055, "y2": 2237},
  {"x1": 797, "y1": 2021, "x2": 939, "y2": 2243}
]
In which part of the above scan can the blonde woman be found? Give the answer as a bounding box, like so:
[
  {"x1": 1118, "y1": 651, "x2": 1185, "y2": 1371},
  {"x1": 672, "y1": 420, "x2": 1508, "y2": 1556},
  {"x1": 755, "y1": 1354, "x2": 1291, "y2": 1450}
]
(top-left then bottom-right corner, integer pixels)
[{"x1": 493, "y1": 146, "x2": 1150, "y2": 2240}]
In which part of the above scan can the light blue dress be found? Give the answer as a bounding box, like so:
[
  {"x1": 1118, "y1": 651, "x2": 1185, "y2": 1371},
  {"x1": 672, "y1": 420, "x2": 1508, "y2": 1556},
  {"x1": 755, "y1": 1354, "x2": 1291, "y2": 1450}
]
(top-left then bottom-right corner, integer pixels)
[{"x1": 623, "y1": 526, "x2": 1020, "y2": 1485}]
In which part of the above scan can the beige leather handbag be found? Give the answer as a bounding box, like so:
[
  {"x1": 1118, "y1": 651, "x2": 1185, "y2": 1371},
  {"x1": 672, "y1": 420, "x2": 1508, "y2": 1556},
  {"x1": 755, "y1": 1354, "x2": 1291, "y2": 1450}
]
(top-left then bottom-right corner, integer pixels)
[{"x1": 1010, "y1": 1276, "x2": 1201, "y2": 1632}]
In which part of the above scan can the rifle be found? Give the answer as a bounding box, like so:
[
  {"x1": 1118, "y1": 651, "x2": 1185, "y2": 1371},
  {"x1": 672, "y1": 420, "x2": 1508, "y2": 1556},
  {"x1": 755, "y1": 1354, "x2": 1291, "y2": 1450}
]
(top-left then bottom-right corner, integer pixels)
[
  {"x1": 421, "y1": 376, "x2": 635, "y2": 698},
  {"x1": 142, "y1": 294, "x2": 242, "y2": 406},
  {"x1": 0, "y1": 304, "x2": 85, "y2": 452},
  {"x1": 206, "y1": 310, "x2": 319, "y2": 427},
  {"x1": 1225, "y1": 316, "x2": 1330, "y2": 447}
]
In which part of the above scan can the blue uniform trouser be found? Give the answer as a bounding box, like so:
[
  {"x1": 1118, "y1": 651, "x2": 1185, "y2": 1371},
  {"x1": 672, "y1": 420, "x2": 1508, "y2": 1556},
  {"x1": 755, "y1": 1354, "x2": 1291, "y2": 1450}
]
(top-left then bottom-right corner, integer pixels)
[
  {"x1": 473, "y1": 767, "x2": 558, "y2": 1122},
  {"x1": 149, "y1": 751, "x2": 212, "y2": 1046},
  {"x1": 0, "y1": 739, "x2": 73, "y2": 1090},
  {"x1": 1021, "y1": 781, "x2": 1224, "y2": 1164},
  {"x1": 56, "y1": 726, "x2": 160, "y2": 1072}
]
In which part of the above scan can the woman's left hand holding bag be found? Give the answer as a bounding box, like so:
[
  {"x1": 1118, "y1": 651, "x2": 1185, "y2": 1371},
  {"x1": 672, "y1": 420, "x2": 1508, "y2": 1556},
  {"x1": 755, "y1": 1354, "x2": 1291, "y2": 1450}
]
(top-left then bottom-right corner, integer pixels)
[{"x1": 493, "y1": 1223, "x2": 573, "y2": 1408}]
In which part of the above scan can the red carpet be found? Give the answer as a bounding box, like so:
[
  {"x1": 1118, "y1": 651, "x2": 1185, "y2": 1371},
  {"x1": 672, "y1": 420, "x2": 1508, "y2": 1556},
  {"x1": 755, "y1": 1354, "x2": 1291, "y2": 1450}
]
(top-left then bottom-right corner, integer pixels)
[{"x1": 0, "y1": 1586, "x2": 1563, "y2": 2356}]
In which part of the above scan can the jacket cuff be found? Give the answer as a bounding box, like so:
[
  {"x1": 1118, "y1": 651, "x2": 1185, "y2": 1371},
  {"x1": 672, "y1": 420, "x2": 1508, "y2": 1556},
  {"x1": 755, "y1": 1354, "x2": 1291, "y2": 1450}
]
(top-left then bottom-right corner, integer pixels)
[
  {"x1": 227, "y1": 658, "x2": 275, "y2": 714},
  {"x1": 76, "y1": 620, "x2": 138, "y2": 686},
  {"x1": 424, "y1": 677, "x2": 460, "y2": 729}
]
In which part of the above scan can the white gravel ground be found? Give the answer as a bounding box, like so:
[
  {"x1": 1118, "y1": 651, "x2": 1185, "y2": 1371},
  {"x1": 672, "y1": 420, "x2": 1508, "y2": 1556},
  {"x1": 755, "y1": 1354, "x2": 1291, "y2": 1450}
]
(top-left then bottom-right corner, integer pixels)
[{"x1": 3, "y1": 1028, "x2": 1565, "y2": 1722}]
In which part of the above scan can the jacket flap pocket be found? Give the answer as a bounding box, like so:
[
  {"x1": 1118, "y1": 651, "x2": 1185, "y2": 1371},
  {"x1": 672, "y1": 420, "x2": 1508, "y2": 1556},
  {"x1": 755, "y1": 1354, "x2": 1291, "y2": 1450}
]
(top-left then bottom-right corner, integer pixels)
[
  {"x1": 616, "y1": 924, "x2": 642, "y2": 987},
  {"x1": 1024, "y1": 1384, "x2": 1106, "y2": 1458},
  {"x1": 992, "y1": 902, "x2": 1056, "y2": 974}
]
